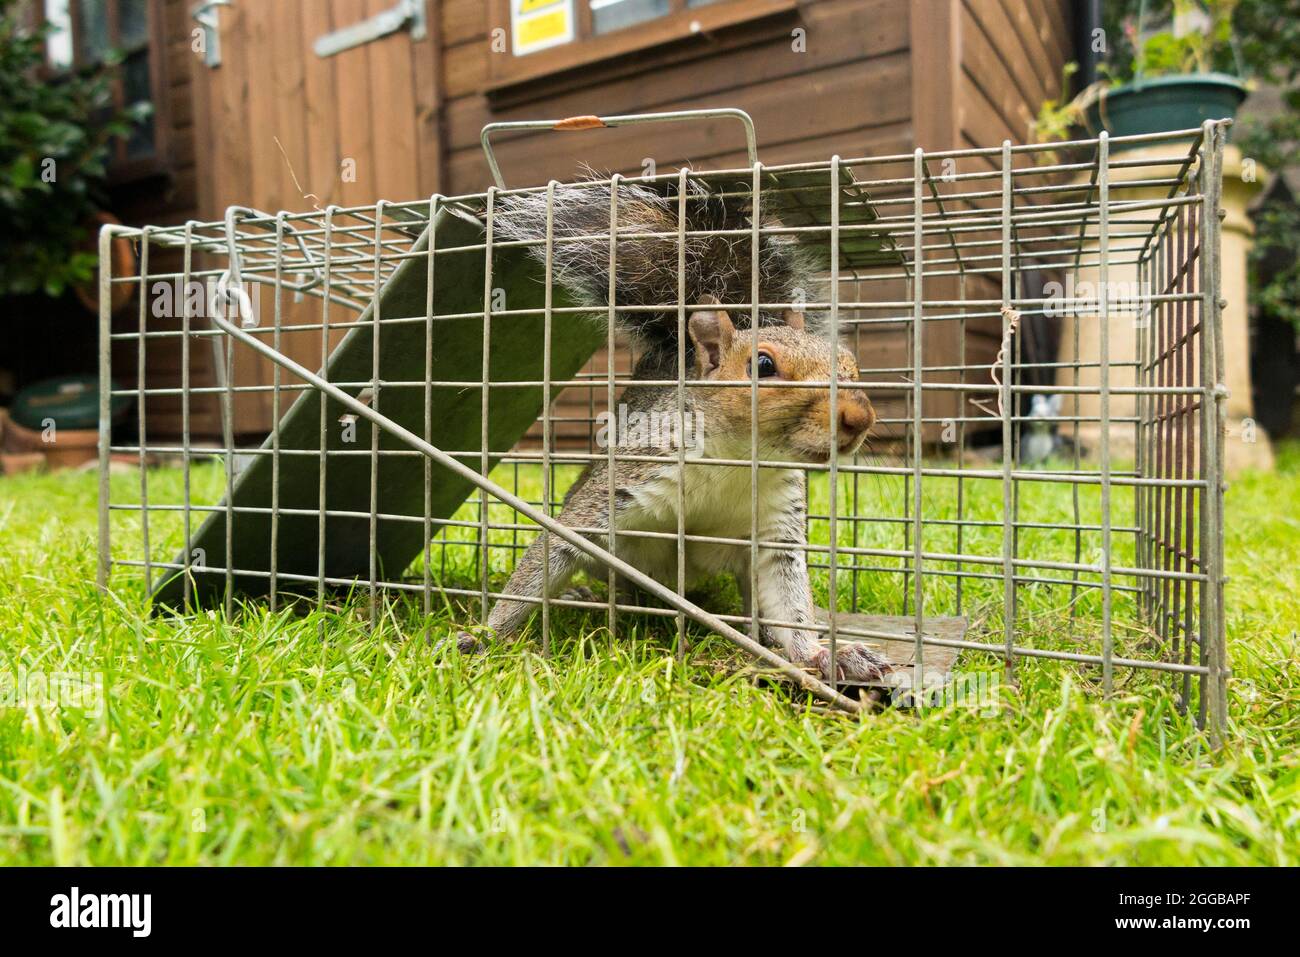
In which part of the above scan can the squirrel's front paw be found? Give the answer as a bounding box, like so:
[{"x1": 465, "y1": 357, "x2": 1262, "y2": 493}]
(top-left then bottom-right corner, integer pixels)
[
  {"x1": 809, "y1": 643, "x2": 893, "y2": 683},
  {"x1": 455, "y1": 630, "x2": 487, "y2": 654},
  {"x1": 558, "y1": 584, "x2": 600, "y2": 604}
]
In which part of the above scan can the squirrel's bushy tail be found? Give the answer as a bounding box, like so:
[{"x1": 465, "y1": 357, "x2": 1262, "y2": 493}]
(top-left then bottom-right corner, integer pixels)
[{"x1": 490, "y1": 178, "x2": 822, "y2": 369}]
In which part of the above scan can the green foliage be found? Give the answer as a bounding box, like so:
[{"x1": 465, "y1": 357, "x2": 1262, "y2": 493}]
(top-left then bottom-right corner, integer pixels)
[
  {"x1": 1106, "y1": 0, "x2": 1241, "y2": 83},
  {"x1": 1036, "y1": 0, "x2": 1299, "y2": 330},
  {"x1": 1248, "y1": 199, "x2": 1300, "y2": 332},
  {"x1": 1031, "y1": 1, "x2": 1243, "y2": 154},
  {"x1": 1030, "y1": 63, "x2": 1084, "y2": 162},
  {"x1": 1231, "y1": 0, "x2": 1300, "y2": 332},
  {"x1": 0, "y1": 0, "x2": 142, "y2": 299}
]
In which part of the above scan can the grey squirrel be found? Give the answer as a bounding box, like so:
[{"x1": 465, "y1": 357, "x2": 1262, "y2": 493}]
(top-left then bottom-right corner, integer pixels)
[{"x1": 459, "y1": 178, "x2": 890, "y2": 683}]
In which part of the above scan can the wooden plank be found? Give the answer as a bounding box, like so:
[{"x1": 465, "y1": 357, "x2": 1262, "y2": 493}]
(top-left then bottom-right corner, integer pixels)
[
  {"x1": 166, "y1": 81, "x2": 192, "y2": 128},
  {"x1": 959, "y1": 23, "x2": 1062, "y2": 207},
  {"x1": 1019, "y1": 0, "x2": 1069, "y2": 95},
  {"x1": 365, "y1": 0, "x2": 420, "y2": 203},
  {"x1": 471, "y1": 122, "x2": 909, "y2": 194},
  {"x1": 330, "y1": 0, "x2": 378, "y2": 206},
  {"x1": 271, "y1": 0, "x2": 313, "y2": 213},
  {"x1": 445, "y1": 0, "x2": 908, "y2": 151},
  {"x1": 166, "y1": 40, "x2": 192, "y2": 89},
  {"x1": 909, "y1": 0, "x2": 958, "y2": 152},
  {"x1": 963, "y1": 0, "x2": 1048, "y2": 115},
  {"x1": 170, "y1": 125, "x2": 195, "y2": 169},
  {"x1": 162, "y1": 0, "x2": 187, "y2": 42},
  {"x1": 301, "y1": 0, "x2": 340, "y2": 208},
  {"x1": 447, "y1": 55, "x2": 911, "y2": 192},
  {"x1": 960, "y1": 57, "x2": 1020, "y2": 148},
  {"x1": 443, "y1": 39, "x2": 488, "y2": 101},
  {"x1": 959, "y1": 3, "x2": 1034, "y2": 146},
  {"x1": 998, "y1": 0, "x2": 1057, "y2": 106},
  {"x1": 205, "y1": 0, "x2": 272, "y2": 431},
  {"x1": 1038, "y1": 0, "x2": 1074, "y2": 66},
  {"x1": 412, "y1": 0, "x2": 446, "y2": 196},
  {"x1": 906, "y1": 0, "x2": 969, "y2": 412},
  {"x1": 486, "y1": 0, "x2": 800, "y2": 95},
  {"x1": 441, "y1": 0, "x2": 488, "y2": 47},
  {"x1": 187, "y1": 3, "x2": 215, "y2": 221},
  {"x1": 244, "y1": 2, "x2": 288, "y2": 212}
]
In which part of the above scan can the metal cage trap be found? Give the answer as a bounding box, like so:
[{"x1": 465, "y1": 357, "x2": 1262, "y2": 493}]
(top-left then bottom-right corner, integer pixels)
[{"x1": 97, "y1": 109, "x2": 1231, "y2": 733}]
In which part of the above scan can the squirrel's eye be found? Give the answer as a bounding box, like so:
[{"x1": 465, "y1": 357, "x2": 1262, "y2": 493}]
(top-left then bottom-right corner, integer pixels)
[{"x1": 749, "y1": 352, "x2": 778, "y2": 378}]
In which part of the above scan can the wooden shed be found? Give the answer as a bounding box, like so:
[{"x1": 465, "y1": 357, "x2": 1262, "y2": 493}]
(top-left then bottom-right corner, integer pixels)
[{"x1": 24, "y1": 0, "x2": 1079, "y2": 443}]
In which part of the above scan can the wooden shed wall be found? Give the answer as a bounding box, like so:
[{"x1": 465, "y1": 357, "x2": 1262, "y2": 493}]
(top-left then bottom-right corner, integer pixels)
[
  {"x1": 848, "y1": 0, "x2": 1073, "y2": 444},
  {"x1": 442, "y1": 0, "x2": 913, "y2": 192},
  {"x1": 113, "y1": 0, "x2": 215, "y2": 441},
  {"x1": 6, "y1": 0, "x2": 212, "y2": 440},
  {"x1": 113, "y1": 0, "x2": 1073, "y2": 443}
]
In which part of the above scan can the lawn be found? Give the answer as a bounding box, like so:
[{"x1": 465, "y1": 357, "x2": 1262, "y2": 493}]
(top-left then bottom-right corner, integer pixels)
[{"x1": 0, "y1": 444, "x2": 1296, "y2": 865}]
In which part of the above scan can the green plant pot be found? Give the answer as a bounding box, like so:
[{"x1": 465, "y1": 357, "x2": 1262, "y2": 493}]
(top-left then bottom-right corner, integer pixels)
[
  {"x1": 1084, "y1": 73, "x2": 1248, "y2": 149},
  {"x1": 9, "y1": 375, "x2": 132, "y2": 432}
]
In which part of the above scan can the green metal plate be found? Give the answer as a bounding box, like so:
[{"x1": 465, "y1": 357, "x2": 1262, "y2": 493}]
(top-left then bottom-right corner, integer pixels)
[
  {"x1": 151, "y1": 204, "x2": 605, "y2": 609},
  {"x1": 691, "y1": 165, "x2": 904, "y2": 272}
]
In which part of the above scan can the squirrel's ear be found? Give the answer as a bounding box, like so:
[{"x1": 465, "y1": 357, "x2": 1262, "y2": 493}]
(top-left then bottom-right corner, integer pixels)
[
  {"x1": 688, "y1": 309, "x2": 735, "y2": 376},
  {"x1": 782, "y1": 308, "x2": 806, "y2": 331}
]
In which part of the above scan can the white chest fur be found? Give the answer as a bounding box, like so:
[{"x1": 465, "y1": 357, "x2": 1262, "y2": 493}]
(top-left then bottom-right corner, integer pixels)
[{"x1": 611, "y1": 452, "x2": 803, "y2": 584}]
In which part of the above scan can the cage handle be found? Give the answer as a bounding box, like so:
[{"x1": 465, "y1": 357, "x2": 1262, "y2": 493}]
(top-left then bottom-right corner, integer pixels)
[
  {"x1": 222, "y1": 205, "x2": 325, "y2": 303},
  {"x1": 480, "y1": 108, "x2": 759, "y2": 189}
]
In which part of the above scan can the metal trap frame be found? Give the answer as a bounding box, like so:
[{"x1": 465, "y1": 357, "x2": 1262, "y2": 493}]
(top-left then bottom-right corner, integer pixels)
[{"x1": 97, "y1": 109, "x2": 1229, "y2": 733}]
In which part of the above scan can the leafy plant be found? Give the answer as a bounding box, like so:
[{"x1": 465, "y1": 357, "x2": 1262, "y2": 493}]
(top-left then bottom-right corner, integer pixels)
[
  {"x1": 1030, "y1": 63, "x2": 1084, "y2": 164},
  {"x1": 0, "y1": 0, "x2": 144, "y2": 298},
  {"x1": 1032, "y1": 0, "x2": 1243, "y2": 152},
  {"x1": 1112, "y1": 0, "x2": 1240, "y2": 83},
  {"x1": 1031, "y1": 0, "x2": 1299, "y2": 331},
  {"x1": 1233, "y1": 0, "x2": 1300, "y2": 332}
]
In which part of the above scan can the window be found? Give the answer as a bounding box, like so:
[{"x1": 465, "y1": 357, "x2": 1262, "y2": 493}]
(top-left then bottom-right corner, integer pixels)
[
  {"x1": 42, "y1": 0, "x2": 73, "y2": 70},
  {"x1": 489, "y1": 0, "x2": 797, "y2": 94},
  {"x1": 43, "y1": 0, "x2": 168, "y2": 180},
  {"x1": 590, "y1": 0, "x2": 722, "y2": 36}
]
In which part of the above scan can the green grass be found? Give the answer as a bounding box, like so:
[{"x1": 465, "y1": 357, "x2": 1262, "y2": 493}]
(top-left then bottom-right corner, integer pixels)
[{"x1": 0, "y1": 444, "x2": 1296, "y2": 865}]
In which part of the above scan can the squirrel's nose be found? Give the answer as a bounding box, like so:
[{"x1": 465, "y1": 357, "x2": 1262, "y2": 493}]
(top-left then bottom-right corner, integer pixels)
[{"x1": 838, "y1": 399, "x2": 874, "y2": 442}]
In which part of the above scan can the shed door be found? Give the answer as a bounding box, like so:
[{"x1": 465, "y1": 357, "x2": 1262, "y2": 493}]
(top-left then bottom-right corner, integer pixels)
[{"x1": 188, "y1": 0, "x2": 441, "y2": 435}]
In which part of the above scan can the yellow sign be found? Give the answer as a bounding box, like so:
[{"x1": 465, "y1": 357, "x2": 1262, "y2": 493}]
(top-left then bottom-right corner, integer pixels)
[{"x1": 512, "y1": 0, "x2": 574, "y2": 56}]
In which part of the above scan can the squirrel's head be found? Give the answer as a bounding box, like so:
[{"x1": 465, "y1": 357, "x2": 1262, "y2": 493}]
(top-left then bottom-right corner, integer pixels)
[{"x1": 686, "y1": 303, "x2": 874, "y2": 463}]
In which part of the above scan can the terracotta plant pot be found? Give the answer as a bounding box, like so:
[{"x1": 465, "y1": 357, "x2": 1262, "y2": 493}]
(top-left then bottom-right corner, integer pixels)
[
  {"x1": 1, "y1": 415, "x2": 98, "y2": 471},
  {"x1": 74, "y1": 210, "x2": 136, "y2": 315}
]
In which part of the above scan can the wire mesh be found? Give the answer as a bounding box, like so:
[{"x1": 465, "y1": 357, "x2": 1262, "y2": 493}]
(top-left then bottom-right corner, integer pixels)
[{"x1": 97, "y1": 117, "x2": 1230, "y2": 732}]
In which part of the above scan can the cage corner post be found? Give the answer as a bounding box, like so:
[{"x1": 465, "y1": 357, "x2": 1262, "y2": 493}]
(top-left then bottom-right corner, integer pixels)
[
  {"x1": 999, "y1": 139, "x2": 1016, "y2": 686},
  {"x1": 97, "y1": 221, "x2": 119, "y2": 593},
  {"x1": 1201, "y1": 120, "x2": 1230, "y2": 747},
  {"x1": 910, "y1": 147, "x2": 926, "y2": 704}
]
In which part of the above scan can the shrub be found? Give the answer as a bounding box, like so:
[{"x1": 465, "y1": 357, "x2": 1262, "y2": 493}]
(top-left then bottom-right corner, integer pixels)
[{"x1": 0, "y1": 0, "x2": 142, "y2": 298}]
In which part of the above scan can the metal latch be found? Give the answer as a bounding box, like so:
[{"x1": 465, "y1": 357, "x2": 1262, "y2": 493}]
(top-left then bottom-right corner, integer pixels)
[
  {"x1": 191, "y1": 0, "x2": 231, "y2": 68},
  {"x1": 313, "y1": 0, "x2": 426, "y2": 58}
]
